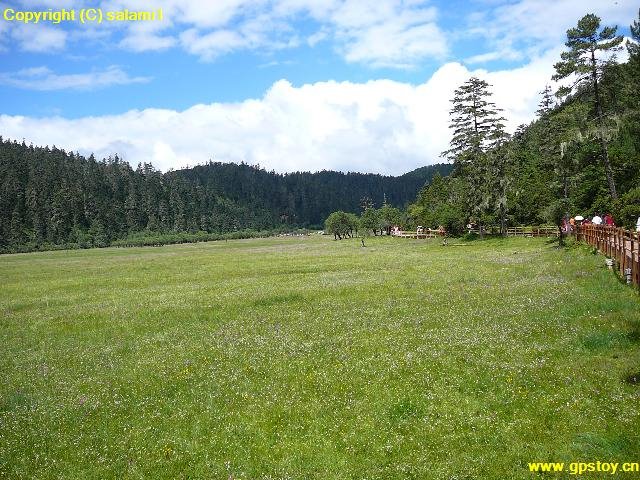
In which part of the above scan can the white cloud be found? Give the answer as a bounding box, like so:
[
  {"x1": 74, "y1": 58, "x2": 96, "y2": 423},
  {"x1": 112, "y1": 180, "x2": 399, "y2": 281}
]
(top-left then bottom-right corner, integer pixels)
[
  {"x1": 4, "y1": 0, "x2": 634, "y2": 67},
  {"x1": 119, "y1": 31, "x2": 176, "y2": 51},
  {"x1": 118, "y1": 20, "x2": 176, "y2": 51},
  {"x1": 165, "y1": 0, "x2": 258, "y2": 29},
  {"x1": 0, "y1": 50, "x2": 560, "y2": 175},
  {"x1": 333, "y1": 4, "x2": 447, "y2": 66},
  {"x1": 11, "y1": 23, "x2": 67, "y2": 52},
  {"x1": 0, "y1": 65, "x2": 151, "y2": 90},
  {"x1": 307, "y1": 28, "x2": 328, "y2": 46},
  {"x1": 476, "y1": 48, "x2": 561, "y2": 128},
  {"x1": 467, "y1": 0, "x2": 637, "y2": 61},
  {"x1": 47, "y1": 0, "x2": 446, "y2": 67},
  {"x1": 171, "y1": 0, "x2": 448, "y2": 65},
  {"x1": 64, "y1": 0, "x2": 439, "y2": 65},
  {"x1": 179, "y1": 28, "x2": 246, "y2": 60}
]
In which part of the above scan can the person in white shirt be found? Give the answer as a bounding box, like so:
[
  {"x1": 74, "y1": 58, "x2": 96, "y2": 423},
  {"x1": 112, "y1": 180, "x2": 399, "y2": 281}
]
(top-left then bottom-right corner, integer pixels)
[
  {"x1": 636, "y1": 216, "x2": 640, "y2": 232},
  {"x1": 592, "y1": 214, "x2": 603, "y2": 225}
]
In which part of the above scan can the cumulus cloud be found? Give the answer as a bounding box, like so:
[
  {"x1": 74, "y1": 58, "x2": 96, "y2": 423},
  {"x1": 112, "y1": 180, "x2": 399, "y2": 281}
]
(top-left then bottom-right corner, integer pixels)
[
  {"x1": 0, "y1": 50, "x2": 560, "y2": 175},
  {"x1": 0, "y1": 65, "x2": 151, "y2": 90},
  {"x1": 334, "y1": 4, "x2": 446, "y2": 67},
  {"x1": 11, "y1": 23, "x2": 67, "y2": 52}
]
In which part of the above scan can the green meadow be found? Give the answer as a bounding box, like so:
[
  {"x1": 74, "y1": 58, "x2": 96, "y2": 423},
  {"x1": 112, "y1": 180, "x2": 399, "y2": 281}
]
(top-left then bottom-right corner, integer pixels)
[{"x1": 1, "y1": 236, "x2": 639, "y2": 479}]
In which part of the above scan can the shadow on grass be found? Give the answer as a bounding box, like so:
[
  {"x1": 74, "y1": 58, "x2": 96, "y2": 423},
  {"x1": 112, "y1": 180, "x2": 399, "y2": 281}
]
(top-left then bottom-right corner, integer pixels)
[
  {"x1": 624, "y1": 371, "x2": 640, "y2": 386},
  {"x1": 627, "y1": 320, "x2": 640, "y2": 344}
]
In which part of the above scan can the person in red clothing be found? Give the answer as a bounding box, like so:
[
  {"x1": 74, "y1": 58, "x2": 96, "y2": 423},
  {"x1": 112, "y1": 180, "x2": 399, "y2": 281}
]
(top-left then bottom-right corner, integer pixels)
[{"x1": 604, "y1": 213, "x2": 615, "y2": 226}]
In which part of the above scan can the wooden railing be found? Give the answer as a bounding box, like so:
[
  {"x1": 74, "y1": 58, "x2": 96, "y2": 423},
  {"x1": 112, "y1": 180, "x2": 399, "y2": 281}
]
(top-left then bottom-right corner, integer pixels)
[
  {"x1": 507, "y1": 226, "x2": 559, "y2": 237},
  {"x1": 577, "y1": 224, "x2": 640, "y2": 289},
  {"x1": 394, "y1": 229, "x2": 445, "y2": 238},
  {"x1": 394, "y1": 226, "x2": 558, "y2": 238}
]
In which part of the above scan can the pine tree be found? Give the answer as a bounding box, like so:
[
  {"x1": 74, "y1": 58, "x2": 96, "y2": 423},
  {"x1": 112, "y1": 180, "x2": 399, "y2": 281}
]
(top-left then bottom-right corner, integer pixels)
[
  {"x1": 442, "y1": 77, "x2": 509, "y2": 235},
  {"x1": 536, "y1": 85, "x2": 555, "y2": 118},
  {"x1": 552, "y1": 13, "x2": 624, "y2": 198},
  {"x1": 441, "y1": 77, "x2": 507, "y2": 171}
]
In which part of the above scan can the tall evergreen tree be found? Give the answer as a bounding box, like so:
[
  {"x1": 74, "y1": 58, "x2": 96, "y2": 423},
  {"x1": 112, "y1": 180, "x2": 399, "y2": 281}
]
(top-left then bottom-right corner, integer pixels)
[
  {"x1": 552, "y1": 13, "x2": 624, "y2": 198},
  {"x1": 536, "y1": 85, "x2": 555, "y2": 118},
  {"x1": 441, "y1": 77, "x2": 506, "y2": 171},
  {"x1": 442, "y1": 77, "x2": 509, "y2": 235}
]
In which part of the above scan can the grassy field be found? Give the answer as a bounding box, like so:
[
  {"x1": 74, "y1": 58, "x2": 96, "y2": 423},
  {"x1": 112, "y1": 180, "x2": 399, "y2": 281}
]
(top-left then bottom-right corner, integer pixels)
[{"x1": 1, "y1": 235, "x2": 639, "y2": 479}]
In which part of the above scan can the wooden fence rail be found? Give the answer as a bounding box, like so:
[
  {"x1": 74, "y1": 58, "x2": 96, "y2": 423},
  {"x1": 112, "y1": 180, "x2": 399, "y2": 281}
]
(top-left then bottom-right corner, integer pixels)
[
  {"x1": 577, "y1": 224, "x2": 640, "y2": 289},
  {"x1": 507, "y1": 226, "x2": 558, "y2": 237},
  {"x1": 394, "y1": 229, "x2": 445, "y2": 239}
]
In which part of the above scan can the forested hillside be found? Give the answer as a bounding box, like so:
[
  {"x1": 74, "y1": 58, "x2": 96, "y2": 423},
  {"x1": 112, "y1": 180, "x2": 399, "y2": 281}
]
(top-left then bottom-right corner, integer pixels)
[
  {"x1": 0, "y1": 138, "x2": 451, "y2": 252},
  {"x1": 409, "y1": 12, "x2": 640, "y2": 235}
]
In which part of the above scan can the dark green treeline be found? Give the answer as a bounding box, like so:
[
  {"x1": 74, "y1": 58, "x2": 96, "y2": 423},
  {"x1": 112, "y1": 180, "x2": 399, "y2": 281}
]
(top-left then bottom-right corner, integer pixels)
[{"x1": 0, "y1": 139, "x2": 451, "y2": 253}]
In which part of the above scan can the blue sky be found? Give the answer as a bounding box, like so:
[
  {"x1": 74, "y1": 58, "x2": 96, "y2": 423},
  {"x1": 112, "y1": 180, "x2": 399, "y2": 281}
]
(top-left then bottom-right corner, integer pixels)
[{"x1": 0, "y1": 0, "x2": 637, "y2": 174}]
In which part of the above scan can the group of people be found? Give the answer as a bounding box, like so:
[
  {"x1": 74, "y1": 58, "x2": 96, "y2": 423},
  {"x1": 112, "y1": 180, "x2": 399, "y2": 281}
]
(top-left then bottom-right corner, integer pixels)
[
  {"x1": 564, "y1": 213, "x2": 616, "y2": 233},
  {"x1": 564, "y1": 213, "x2": 640, "y2": 233},
  {"x1": 580, "y1": 213, "x2": 616, "y2": 226}
]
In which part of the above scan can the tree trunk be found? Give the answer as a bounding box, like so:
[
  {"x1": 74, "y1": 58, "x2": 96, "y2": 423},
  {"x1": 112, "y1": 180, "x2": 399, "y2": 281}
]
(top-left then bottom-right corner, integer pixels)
[
  {"x1": 558, "y1": 225, "x2": 564, "y2": 247},
  {"x1": 599, "y1": 136, "x2": 617, "y2": 199},
  {"x1": 591, "y1": 49, "x2": 617, "y2": 199}
]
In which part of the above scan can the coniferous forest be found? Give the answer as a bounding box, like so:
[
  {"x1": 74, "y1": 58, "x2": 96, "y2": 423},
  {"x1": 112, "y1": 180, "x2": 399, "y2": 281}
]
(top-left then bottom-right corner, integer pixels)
[{"x1": 0, "y1": 140, "x2": 451, "y2": 253}]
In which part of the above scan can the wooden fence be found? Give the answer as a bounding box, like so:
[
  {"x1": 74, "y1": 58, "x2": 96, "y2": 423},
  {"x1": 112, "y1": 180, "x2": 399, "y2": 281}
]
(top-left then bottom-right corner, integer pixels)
[
  {"x1": 395, "y1": 226, "x2": 558, "y2": 238},
  {"x1": 394, "y1": 229, "x2": 445, "y2": 239},
  {"x1": 577, "y1": 224, "x2": 640, "y2": 289},
  {"x1": 507, "y1": 226, "x2": 558, "y2": 237}
]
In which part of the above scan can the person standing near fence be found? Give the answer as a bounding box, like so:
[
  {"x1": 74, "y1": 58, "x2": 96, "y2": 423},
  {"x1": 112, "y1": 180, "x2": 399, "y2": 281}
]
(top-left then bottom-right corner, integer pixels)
[
  {"x1": 592, "y1": 214, "x2": 603, "y2": 225},
  {"x1": 637, "y1": 216, "x2": 640, "y2": 232},
  {"x1": 604, "y1": 213, "x2": 615, "y2": 227}
]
